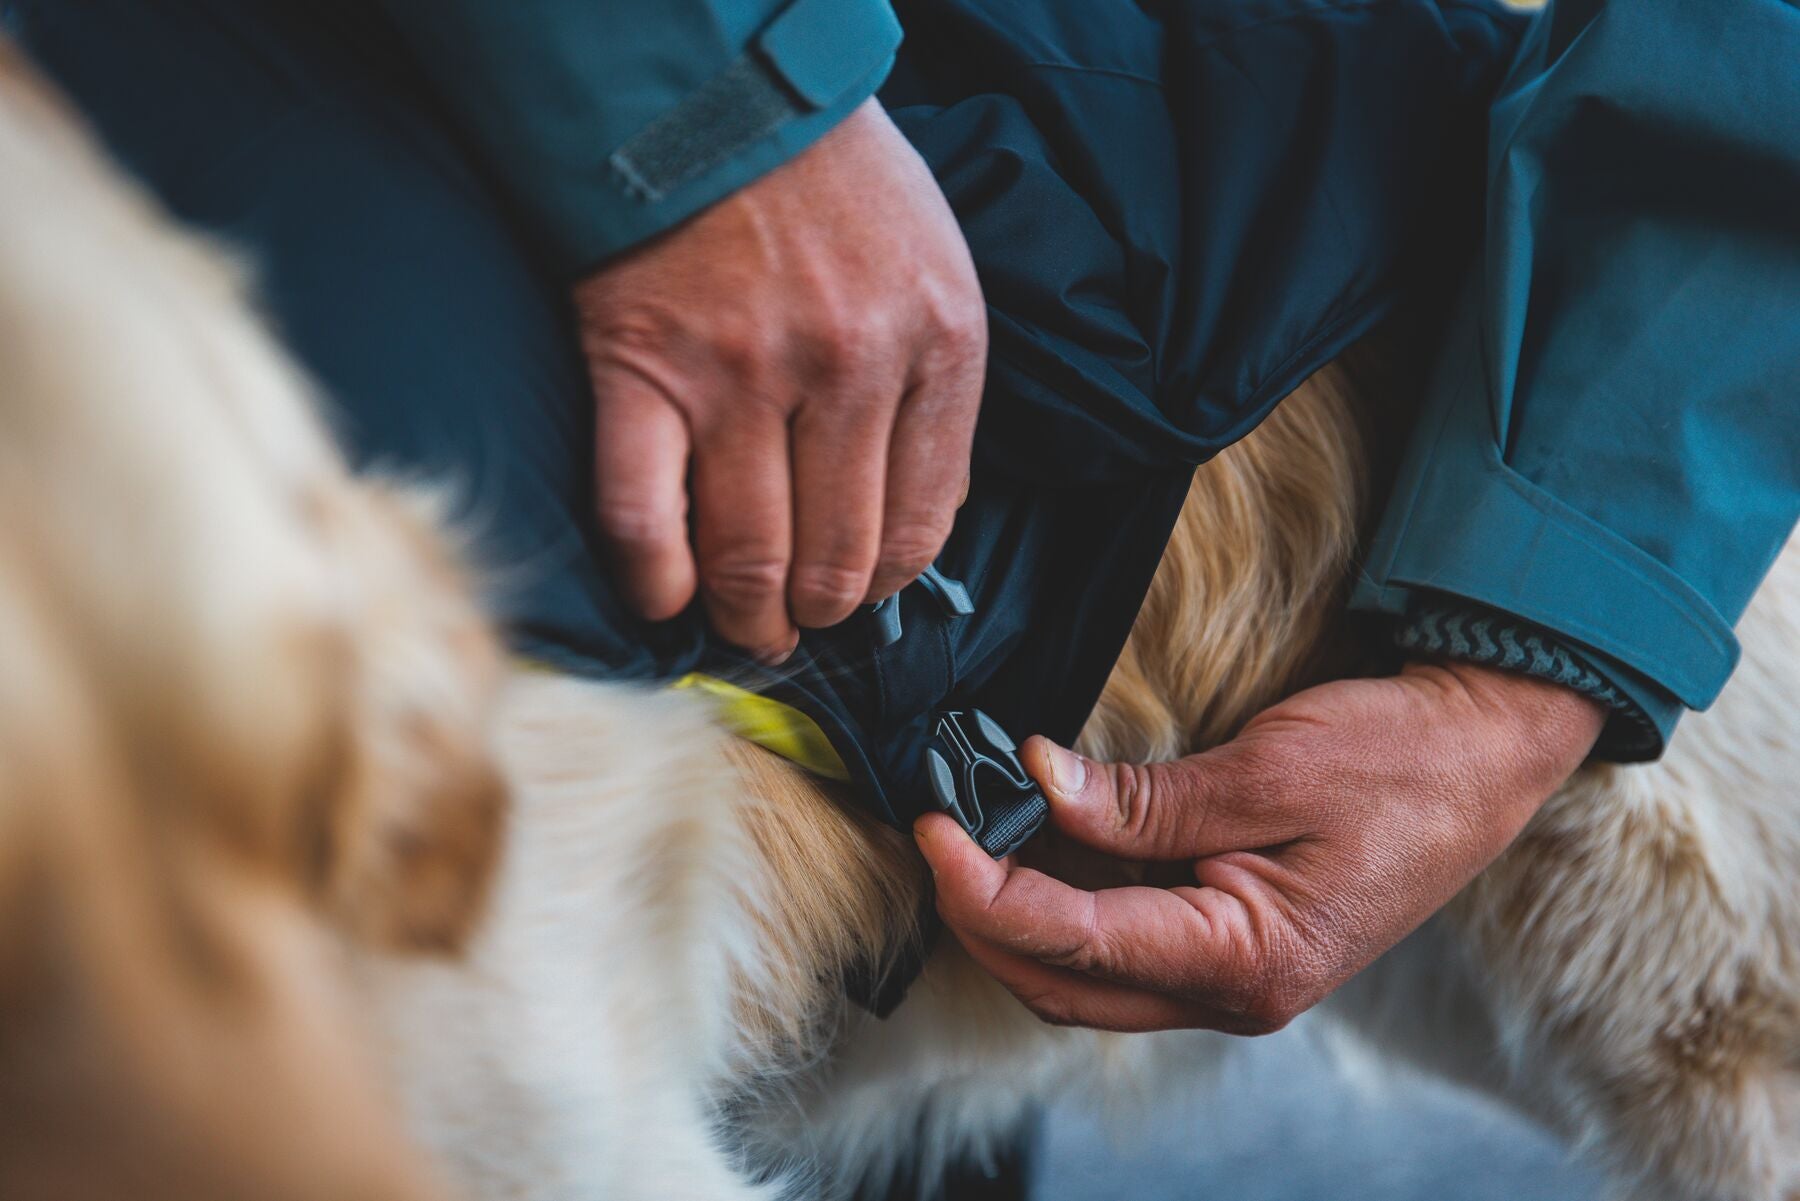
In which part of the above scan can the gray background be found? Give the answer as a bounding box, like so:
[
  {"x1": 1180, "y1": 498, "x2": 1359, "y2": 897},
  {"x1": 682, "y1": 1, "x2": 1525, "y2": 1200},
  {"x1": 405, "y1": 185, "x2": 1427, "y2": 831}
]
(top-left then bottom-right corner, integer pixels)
[{"x1": 1030, "y1": 1025, "x2": 1605, "y2": 1201}]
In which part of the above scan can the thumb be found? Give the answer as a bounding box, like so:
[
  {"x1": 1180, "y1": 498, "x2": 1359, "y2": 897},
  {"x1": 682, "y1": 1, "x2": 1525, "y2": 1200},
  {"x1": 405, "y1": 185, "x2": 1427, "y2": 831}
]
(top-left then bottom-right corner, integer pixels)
[{"x1": 1019, "y1": 736, "x2": 1257, "y2": 862}]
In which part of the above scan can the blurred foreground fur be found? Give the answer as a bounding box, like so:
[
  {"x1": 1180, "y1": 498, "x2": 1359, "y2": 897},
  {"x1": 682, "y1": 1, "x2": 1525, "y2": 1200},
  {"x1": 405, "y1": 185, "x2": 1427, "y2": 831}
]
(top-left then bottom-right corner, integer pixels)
[
  {"x1": 3, "y1": 41, "x2": 1798, "y2": 1201},
  {"x1": 0, "y1": 42, "x2": 504, "y2": 1201}
]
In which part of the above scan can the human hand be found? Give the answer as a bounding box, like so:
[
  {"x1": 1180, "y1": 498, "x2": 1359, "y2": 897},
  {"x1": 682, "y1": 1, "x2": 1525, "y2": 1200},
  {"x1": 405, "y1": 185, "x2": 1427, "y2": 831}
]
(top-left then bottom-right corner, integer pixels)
[
  {"x1": 573, "y1": 98, "x2": 986, "y2": 662},
  {"x1": 915, "y1": 662, "x2": 1605, "y2": 1033}
]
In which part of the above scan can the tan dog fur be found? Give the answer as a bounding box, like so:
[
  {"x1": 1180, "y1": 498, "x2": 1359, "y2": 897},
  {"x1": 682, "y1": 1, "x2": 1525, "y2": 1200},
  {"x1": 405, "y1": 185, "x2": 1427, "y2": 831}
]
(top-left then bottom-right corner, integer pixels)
[
  {"x1": 2, "y1": 40, "x2": 1797, "y2": 1201},
  {"x1": 0, "y1": 46, "x2": 504, "y2": 1201}
]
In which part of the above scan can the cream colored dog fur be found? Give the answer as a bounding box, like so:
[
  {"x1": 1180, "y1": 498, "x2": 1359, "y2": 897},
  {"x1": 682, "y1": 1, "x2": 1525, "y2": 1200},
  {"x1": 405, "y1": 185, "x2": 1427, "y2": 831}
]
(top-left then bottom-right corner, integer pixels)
[{"x1": 1, "y1": 45, "x2": 1796, "y2": 1201}]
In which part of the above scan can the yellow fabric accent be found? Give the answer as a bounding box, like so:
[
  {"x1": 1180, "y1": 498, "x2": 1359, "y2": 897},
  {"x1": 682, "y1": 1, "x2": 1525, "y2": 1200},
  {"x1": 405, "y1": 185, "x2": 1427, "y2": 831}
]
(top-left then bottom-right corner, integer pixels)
[
  {"x1": 670, "y1": 672, "x2": 850, "y2": 780},
  {"x1": 511, "y1": 658, "x2": 848, "y2": 780}
]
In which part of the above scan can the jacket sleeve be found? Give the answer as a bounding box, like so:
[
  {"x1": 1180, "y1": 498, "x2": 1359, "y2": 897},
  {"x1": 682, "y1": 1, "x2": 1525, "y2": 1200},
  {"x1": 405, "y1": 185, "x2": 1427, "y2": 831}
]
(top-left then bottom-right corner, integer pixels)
[
  {"x1": 1352, "y1": 0, "x2": 1800, "y2": 759},
  {"x1": 372, "y1": 0, "x2": 902, "y2": 273}
]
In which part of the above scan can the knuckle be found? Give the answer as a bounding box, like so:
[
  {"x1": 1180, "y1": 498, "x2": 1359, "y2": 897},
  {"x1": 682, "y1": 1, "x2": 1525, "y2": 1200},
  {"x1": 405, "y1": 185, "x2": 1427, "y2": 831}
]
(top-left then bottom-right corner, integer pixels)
[
  {"x1": 1225, "y1": 937, "x2": 1314, "y2": 1035},
  {"x1": 1044, "y1": 894, "x2": 1106, "y2": 976},
  {"x1": 804, "y1": 315, "x2": 884, "y2": 378},
  {"x1": 581, "y1": 308, "x2": 673, "y2": 358},
  {"x1": 949, "y1": 307, "x2": 989, "y2": 355},
  {"x1": 1107, "y1": 761, "x2": 1157, "y2": 839},
  {"x1": 710, "y1": 321, "x2": 780, "y2": 377},
  {"x1": 926, "y1": 283, "x2": 986, "y2": 336},
  {"x1": 597, "y1": 499, "x2": 681, "y2": 549},
  {"x1": 701, "y1": 553, "x2": 787, "y2": 609},
  {"x1": 1236, "y1": 1008, "x2": 1294, "y2": 1037},
  {"x1": 876, "y1": 520, "x2": 952, "y2": 582},
  {"x1": 1045, "y1": 922, "x2": 1103, "y2": 977},
  {"x1": 921, "y1": 294, "x2": 987, "y2": 361},
  {"x1": 801, "y1": 328, "x2": 853, "y2": 378},
  {"x1": 1237, "y1": 989, "x2": 1300, "y2": 1036},
  {"x1": 791, "y1": 560, "x2": 871, "y2": 615},
  {"x1": 1019, "y1": 988, "x2": 1082, "y2": 1029}
]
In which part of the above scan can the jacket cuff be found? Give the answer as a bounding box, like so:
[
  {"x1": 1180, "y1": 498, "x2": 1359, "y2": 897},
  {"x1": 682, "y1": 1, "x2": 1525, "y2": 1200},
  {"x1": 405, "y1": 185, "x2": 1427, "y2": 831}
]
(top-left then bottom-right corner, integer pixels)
[
  {"x1": 1392, "y1": 600, "x2": 1668, "y2": 761},
  {"x1": 375, "y1": 0, "x2": 902, "y2": 274},
  {"x1": 1351, "y1": 296, "x2": 1735, "y2": 762},
  {"x1": 559, "y1": 0, "x2": 901, "y2": 269}
]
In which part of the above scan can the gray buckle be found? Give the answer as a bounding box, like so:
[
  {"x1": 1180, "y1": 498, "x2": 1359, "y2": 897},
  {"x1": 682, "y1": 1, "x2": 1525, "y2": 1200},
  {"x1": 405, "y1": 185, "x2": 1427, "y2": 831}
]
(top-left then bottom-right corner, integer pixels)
[{"x1": 924, "y1": 709, "x2": 1047, "y2": 858}]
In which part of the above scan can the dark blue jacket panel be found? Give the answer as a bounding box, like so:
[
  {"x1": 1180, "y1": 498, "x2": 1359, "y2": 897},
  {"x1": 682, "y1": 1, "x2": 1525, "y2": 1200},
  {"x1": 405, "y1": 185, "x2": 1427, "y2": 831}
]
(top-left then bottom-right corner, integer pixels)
[
  {"x1": 1352, "y1": 0, "x2": 1800, "y2": 756},
  {"x1": 5, "y1": 0, "x2": 1525, "y2": 829},
  {"x1": 846, "y1": 0, "x2": 1526, "y2": 820}
]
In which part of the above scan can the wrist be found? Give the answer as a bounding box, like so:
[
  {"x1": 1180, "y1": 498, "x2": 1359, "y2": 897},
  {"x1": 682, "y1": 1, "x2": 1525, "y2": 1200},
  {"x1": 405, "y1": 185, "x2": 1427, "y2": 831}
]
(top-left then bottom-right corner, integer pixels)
[
  {"x1": 1423, "y1": 658, "x2": 1607, "y2": 766},
  {"x1": 1392, "y1": 601, "x2": 1655, "y2": 761}
]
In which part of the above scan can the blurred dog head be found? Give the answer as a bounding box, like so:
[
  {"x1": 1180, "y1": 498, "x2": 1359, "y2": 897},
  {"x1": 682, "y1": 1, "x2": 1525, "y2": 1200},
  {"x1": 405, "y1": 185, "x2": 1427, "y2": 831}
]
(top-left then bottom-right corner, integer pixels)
[{"x1": 0, "y1": 39, "x2": 505, "y2": 1200}]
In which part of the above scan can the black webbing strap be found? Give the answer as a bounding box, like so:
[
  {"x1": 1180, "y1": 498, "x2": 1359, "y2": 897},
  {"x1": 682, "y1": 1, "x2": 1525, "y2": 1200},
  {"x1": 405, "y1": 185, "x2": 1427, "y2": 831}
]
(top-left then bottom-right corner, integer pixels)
[
  {"x1": 843, "y1": 585, "x2": 1049, "y2": 1018},
  {"x1": 849, "y1": 708, "x2": 1047, "y2": 1017}
]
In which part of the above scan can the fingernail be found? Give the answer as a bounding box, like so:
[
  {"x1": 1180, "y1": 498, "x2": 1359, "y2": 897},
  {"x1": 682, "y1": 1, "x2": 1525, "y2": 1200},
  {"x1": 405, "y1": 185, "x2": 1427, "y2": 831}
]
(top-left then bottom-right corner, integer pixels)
[{"x1": 1046, "y1": 742, "x2": 1087, "y2": 798}]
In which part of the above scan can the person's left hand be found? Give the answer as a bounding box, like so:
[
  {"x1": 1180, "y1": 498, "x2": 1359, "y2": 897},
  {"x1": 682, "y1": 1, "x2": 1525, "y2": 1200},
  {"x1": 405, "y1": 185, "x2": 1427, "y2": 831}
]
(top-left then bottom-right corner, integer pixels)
[{"x1": 914, "y1": 661, "x2": 1605, "y2": 1033}]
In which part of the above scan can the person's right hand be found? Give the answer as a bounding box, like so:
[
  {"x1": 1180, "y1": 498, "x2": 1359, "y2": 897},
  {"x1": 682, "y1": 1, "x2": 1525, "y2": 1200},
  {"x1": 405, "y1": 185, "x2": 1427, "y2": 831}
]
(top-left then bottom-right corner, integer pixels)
[
  {"x1": 916, "y1": 662, "x2": 1604, "y2": 1033},
  {"x1": 572, "y1": 98, "x2": 986, "y2": 663}
]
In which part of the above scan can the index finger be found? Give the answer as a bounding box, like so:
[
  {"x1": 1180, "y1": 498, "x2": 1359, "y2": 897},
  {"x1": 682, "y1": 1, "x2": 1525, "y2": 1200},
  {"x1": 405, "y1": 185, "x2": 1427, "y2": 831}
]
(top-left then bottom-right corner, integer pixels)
[
  {"x1": 592, "y1": 370, "x2": 696, "y2": 621},
  {"x1": 947, "y1": 925, "x2": 1264, "y2": 1034},
  {"x1": 914, "y1": 812, "x2": 1281, "y2": 1012}
]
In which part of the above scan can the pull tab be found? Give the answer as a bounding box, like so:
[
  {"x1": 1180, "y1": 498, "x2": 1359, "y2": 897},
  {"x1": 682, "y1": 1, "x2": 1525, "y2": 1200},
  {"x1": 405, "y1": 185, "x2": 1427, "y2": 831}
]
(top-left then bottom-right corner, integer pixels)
[
  {"x1": 870, "y1": 593, "x2": 905, "y2": 647},
  {"x1": 915, "y1": 563, "x2": 974, "y2": 616},
  {"x1": 868, "y1": 563, "x2": 974, "y2": 648},
  {"x1": 923, "y1": 709, "x2": 1048, "y2": 858}
]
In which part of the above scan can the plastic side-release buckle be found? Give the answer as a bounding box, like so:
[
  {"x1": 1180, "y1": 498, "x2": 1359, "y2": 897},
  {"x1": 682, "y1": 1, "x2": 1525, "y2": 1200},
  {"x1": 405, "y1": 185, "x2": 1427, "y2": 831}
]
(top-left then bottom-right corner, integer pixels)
[{"x1": 924, "y1": 709, "x2": 1048, "y2": 859}]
